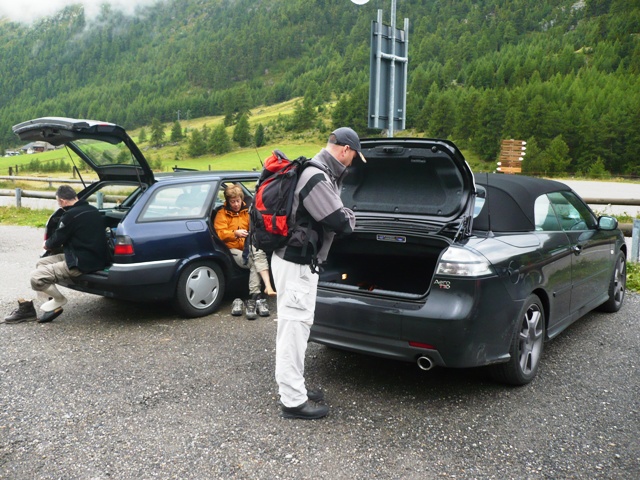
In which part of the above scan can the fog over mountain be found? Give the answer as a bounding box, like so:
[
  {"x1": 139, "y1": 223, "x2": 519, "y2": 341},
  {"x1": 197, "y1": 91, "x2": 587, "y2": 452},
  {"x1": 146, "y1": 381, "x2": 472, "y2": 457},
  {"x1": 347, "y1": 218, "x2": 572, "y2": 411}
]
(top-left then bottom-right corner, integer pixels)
[{"x1": 0, "y1": 0, "x2": 161, "y2": 23}]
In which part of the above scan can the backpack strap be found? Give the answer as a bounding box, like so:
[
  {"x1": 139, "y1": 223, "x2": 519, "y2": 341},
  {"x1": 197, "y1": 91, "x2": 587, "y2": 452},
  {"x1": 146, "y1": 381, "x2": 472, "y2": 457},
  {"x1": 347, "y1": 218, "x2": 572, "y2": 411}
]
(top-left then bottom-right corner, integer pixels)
[{"x1": 295, "y1": 158, "x2": 331, "y2": 270}]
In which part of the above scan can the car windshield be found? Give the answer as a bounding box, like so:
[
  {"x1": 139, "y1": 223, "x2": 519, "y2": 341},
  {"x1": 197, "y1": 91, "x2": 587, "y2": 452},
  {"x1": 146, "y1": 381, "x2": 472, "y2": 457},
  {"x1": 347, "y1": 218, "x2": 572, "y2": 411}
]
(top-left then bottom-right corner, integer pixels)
[{"x1": 70, "y1": 138, "x2": 138, "y2": 167}]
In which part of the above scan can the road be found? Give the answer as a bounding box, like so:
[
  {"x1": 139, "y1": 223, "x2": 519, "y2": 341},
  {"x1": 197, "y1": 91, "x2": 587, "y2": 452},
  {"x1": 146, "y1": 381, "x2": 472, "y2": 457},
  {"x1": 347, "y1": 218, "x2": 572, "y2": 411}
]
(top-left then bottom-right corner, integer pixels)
[
  {"x1": 0, "y1": 226, "x2": 639, "y2": 479},
  {"x1": 559, "y1": 179, "x2": 640, "y2": 217}
]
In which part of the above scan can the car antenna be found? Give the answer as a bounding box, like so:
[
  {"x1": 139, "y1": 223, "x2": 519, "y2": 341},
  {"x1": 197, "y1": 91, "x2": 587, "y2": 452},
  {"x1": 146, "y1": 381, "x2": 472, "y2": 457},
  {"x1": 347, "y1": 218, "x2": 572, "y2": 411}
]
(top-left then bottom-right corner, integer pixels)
[{"x1": 255, "y1": 148, "x2": 264, "y2": 168}]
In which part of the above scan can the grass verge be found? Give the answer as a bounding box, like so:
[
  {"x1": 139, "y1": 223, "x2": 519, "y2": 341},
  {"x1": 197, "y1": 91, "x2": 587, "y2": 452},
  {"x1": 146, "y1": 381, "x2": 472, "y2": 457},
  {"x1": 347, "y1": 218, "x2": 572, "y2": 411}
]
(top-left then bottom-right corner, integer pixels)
[{"x1": 0, "y1": 206, "x2": 51, "y2": 228}]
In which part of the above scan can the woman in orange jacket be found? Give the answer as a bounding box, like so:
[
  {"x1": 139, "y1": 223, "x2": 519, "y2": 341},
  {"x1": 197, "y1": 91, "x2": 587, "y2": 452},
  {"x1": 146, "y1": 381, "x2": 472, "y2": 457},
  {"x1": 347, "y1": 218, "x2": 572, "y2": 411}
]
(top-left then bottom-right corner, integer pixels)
[{"x1": 214, "y1": 184, "x2": 276, "y2": 319}]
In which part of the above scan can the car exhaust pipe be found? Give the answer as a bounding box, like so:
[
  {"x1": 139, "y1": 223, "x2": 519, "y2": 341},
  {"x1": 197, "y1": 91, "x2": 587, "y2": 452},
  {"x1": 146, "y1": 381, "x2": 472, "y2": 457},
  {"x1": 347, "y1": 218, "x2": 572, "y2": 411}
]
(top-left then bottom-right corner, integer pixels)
[{"x1": 417, "y1": 355, "x2": 434, "y2": 371}]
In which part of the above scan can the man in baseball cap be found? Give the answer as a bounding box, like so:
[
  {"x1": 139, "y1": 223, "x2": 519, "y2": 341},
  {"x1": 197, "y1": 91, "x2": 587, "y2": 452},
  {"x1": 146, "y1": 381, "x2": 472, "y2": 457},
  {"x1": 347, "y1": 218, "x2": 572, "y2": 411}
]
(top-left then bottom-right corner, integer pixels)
[{"x1": 328, "y1": 127, "x2": 366, "y2": 163}]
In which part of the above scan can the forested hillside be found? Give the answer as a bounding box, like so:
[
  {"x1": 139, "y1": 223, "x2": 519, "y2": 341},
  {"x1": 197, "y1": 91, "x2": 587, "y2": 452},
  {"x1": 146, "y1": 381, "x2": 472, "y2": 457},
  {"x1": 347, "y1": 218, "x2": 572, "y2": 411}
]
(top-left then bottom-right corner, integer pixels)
[{"x1": 1, "y1": 0, "x2": 639, "y2": 176}]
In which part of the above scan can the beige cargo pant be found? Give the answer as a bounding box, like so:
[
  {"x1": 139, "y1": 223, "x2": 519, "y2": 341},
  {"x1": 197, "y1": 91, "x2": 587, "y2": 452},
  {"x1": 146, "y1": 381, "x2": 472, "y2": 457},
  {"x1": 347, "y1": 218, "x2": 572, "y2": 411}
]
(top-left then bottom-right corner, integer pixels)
[
  {"x1": 30, "y1": 253, "x2": 82, "y2": 293},
  {"x1": 229, "y1": 246, "x2": 270, "y2": 296}
]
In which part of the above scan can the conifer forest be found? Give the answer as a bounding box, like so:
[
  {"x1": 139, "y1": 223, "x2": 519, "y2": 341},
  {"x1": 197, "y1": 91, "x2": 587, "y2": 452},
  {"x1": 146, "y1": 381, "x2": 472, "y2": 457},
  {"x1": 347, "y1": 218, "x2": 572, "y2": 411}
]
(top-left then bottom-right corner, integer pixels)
[{"x1": 1, "y1": 0, "x2": 639, "y2": 176}]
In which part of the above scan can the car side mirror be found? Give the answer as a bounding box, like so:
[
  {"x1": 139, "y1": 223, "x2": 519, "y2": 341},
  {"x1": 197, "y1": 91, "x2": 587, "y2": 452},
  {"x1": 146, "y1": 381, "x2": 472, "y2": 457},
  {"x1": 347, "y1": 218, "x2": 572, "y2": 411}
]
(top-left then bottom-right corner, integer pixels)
[{"x1": 597, "y1": 215, "x2": 618, "y2": 231}]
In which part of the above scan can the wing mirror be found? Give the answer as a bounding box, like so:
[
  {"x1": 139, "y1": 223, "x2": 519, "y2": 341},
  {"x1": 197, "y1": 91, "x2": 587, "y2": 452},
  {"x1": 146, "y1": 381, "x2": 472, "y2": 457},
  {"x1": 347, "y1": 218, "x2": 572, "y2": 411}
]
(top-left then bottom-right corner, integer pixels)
[{"x1": 597, "y1": 215, "x2": 618, "y2": 231}]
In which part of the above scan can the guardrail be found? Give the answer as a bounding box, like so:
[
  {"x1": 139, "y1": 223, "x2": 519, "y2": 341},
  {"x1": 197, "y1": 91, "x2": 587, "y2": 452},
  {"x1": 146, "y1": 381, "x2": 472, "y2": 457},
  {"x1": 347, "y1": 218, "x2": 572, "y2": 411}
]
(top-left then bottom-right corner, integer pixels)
[
  {"x1": 0, "y1": 175, "x2": 87, "y2": 188},
  {"x1": 0, "y1": 188, "x2": 124, "y2": 208}
]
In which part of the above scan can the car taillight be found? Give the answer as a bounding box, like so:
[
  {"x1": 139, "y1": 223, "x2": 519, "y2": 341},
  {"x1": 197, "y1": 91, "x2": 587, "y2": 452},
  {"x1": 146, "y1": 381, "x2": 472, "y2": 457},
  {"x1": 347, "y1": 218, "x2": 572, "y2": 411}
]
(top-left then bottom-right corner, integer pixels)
[
  {"x1": 113, "y1": 236, "x2": 134, "y2": 255},
  {"x1": 435, "y1": 246, "x2": 493, "y2": 277}
]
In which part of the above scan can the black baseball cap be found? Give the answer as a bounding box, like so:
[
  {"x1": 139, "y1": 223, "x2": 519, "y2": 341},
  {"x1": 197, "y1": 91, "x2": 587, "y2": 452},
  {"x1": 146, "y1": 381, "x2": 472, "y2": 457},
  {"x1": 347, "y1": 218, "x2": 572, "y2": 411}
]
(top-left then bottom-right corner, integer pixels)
[{"x1": 328, "y1": 127, "x2": 366, "y2": 163}]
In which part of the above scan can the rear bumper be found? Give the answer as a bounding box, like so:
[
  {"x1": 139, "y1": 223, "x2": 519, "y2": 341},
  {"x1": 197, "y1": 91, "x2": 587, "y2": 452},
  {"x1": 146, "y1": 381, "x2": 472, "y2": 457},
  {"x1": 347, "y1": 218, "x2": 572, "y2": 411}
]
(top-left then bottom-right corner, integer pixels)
[
  {"x1": 60, "y1": 259, "x2": 180, "y2": 301},
  {"x1": 311, "y1": 277, "x2": 522, "y2": 369}
]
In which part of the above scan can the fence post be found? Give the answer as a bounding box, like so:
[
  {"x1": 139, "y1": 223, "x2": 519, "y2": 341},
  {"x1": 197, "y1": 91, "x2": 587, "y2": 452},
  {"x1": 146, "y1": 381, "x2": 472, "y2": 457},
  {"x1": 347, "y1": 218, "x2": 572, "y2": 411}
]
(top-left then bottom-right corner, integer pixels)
[
  {"x1": 96, "y1": 191, "x2": 104, "y2": 209},
  {"x1": 632, "y1": 219, "x2": 640, "y2": 263},
  {"x1": 15, "y1": 188, "x2": 22, "y2": 208}
]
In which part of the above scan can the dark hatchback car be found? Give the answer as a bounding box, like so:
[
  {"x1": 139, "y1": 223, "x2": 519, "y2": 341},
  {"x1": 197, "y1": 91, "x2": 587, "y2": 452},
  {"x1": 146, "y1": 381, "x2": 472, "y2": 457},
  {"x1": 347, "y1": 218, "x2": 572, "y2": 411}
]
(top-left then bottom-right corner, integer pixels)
[
  {"x1": 13, "y1": 117, "x2": 261, "y2": 317},
  {"x1": 311, "y1": 138, "x2": 626, "y2": 385}
]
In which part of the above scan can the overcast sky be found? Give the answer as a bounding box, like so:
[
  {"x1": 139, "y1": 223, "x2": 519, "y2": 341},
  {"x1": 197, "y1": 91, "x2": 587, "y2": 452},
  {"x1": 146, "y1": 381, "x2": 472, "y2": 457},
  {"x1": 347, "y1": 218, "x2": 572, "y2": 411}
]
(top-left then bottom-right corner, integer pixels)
[{"x1": 0, "y1": 0, "x2": 160, "y2": 24}]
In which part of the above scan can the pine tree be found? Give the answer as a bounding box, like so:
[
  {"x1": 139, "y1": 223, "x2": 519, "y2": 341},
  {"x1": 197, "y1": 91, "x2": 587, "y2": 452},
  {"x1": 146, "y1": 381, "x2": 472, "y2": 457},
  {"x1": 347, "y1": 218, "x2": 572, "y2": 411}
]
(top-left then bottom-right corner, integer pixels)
[
  {"x1": 187, "y1": 128, "x2": 206, "y2": 157},
  {"x1": 521, "y1": 137, "x2": 542, "y2": 175},
  {"x1": 292, "y1": 95, "x2": 316, "y2": 132},
  {"x1": 150, "y1": 118, "x2": 166, "y2": 147},
  {"x1": 170, "y1": 120, "x2": 184, "y2": 143},
  {"x1": 254, "y1": 124, "x2": 265, "y2": 148},
  {"x1": 541, "y1": 135, "x2": 571, "y2": 174},
  {"x1": 233, "y1": 114, "x2": 251, "y2": 147},
  {"x1": 210, "y1": 123, "x2": 232, "y2": 155}
]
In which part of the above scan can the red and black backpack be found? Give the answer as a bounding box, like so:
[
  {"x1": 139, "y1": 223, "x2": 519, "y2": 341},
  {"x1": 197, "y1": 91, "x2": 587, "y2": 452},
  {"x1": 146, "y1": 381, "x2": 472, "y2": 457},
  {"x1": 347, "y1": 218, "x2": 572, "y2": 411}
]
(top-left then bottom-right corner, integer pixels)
[{"x1": 249, "y1": 150, "x2": 321, "y2": 254}]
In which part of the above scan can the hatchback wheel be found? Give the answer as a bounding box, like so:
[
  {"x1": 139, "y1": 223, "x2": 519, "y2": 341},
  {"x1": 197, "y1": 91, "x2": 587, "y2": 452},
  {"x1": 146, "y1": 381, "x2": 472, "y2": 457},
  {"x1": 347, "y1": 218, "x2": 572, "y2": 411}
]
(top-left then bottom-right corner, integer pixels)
[
  {"x1": 173, "y1": 261, "x2": 225, "y2": 318},
  {"x1": 490, "y1": 294, "x2": 545, "y2": 386},
  {"x1": 596, "y1": 251, "x2": 626, "y2": 313}
]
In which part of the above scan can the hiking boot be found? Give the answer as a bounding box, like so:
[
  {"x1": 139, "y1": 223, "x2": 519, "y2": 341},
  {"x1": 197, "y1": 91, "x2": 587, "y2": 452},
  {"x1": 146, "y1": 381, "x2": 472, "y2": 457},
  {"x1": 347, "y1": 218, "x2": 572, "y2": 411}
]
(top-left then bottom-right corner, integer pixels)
[
  {"x1": 256, "y1": 298, "x2": 270, "y2": 317},
  {"x1": 3, "y1": 299, "x2": 37, "y2": 324},
  {"x1": 231, "y1": 298, "x2": 244, "y2": 316},
  {"x1": 307, "y1": 389, "x2": 324, "y2": 402},
  {"x1": 245, "y1": 298, "x2": 257, "y2": 320}
]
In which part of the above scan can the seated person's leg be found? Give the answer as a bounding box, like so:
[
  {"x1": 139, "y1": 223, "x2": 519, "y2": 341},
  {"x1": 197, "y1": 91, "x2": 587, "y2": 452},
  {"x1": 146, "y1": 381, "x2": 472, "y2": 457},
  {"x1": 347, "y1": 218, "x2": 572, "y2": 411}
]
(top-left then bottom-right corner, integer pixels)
[
  {"x1": 251, "y1": 247, "x2": 276, "y2": 296},
  {"x1": 30, "y1": 256, "x2": 71, "y2": 312},
  {"x1": 229, "y1": 248, "x2": 249, "y2": 269}
]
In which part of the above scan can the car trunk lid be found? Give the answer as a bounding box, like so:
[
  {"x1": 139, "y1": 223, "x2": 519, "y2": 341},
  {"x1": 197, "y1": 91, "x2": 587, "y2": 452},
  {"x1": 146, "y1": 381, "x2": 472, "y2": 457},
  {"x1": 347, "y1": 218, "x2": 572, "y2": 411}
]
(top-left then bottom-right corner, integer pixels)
[
  {"x1": 318, "y1": 138, "x2": 475, "y2": 300},
  {"x1": 12, "y1": 117, "x2": 154, "y2": 185},
  {"x1": 342, "y1": 137, "x2": 475, "y2": 236}
]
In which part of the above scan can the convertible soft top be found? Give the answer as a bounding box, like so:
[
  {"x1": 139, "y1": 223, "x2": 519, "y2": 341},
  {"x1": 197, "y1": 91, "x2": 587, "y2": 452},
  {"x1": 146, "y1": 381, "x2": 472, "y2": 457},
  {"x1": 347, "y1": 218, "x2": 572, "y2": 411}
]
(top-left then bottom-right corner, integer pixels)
[{"x1": 473, "y1": 173, "x2": 572, "y2": 232}]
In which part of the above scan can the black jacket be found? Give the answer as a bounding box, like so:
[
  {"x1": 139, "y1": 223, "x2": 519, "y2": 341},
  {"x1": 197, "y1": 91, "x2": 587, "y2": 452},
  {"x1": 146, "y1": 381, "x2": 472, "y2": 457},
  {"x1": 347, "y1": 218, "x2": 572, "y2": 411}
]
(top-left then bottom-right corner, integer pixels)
[{"x1": 45, "y1": 200, "x2": 109, "y2": 273}]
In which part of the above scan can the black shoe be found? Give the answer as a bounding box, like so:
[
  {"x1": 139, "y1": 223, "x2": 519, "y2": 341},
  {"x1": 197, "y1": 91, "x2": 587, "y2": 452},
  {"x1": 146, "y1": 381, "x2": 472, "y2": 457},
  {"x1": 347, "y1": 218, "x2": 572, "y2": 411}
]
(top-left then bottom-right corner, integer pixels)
[
  {"x1": 3, "y1": 299, "x2": 37, "y2": 324},
  {"x1": 37, "y1": 307, "x2": 64, "y2": 323},
  {"x1": 307, "y1": 389, "x2": 324, "y2": 402},
  {"x1": 281, "y1": 401, "x2": 329, "y2": 420},
  {"x1": 245, "y1": 298, "x2": 257, "y2": 320}
]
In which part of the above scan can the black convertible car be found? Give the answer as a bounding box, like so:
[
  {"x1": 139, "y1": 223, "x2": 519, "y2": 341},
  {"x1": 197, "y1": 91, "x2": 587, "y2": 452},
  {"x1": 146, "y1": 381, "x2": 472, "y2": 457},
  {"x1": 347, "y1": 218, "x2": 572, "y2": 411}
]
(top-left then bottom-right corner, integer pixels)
[{"x1": 310, "y1": 138, "x2": 626, "y2": 385}]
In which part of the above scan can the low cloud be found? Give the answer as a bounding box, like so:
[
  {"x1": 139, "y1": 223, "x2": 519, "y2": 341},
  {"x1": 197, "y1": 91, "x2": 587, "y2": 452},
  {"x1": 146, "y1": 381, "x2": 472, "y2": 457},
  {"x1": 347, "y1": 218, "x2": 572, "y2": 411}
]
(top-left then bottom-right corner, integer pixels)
[{"x1": 0, "y1": 0, "x2": 160, "y2": 24}]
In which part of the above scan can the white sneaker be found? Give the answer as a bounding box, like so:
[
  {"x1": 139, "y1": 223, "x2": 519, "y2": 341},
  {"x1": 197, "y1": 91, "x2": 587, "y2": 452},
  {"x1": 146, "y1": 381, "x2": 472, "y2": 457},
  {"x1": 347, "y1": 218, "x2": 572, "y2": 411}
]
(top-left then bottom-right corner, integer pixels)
[
  {"x1": 231, "y1": 298, "x2": 243, "y2": 316},
  {"x1": 41, "y1": 296, "x2": 67, "y2": 312}
]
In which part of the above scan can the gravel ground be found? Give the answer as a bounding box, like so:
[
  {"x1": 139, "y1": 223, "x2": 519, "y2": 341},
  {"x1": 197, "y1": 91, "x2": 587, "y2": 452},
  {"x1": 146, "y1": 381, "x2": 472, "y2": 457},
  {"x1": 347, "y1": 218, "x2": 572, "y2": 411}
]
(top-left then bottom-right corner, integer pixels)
[{"x1": 0, "y1": 226, "x2": 638, "y2": 479}]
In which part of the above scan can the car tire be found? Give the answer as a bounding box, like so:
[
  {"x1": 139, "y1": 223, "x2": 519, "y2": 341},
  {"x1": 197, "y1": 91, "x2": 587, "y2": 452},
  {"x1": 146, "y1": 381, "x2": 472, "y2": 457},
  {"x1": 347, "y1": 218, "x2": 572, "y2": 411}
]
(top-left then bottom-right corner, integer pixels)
[
  {"x1": 596, "y1": 251, "x2": 626, "y2": 313},
  {"x1": 490, "y1": 294, "x2": 545, "y2": 386},
  {"x1": 173, "y1": 261, "x2": 225, "y2": 318}
]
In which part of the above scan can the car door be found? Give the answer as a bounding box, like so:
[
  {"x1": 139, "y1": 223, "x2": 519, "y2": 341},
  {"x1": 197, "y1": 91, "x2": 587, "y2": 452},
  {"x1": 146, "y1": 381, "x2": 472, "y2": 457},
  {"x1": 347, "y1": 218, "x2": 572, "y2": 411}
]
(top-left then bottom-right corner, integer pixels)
[
  {"x1": 548, "y1": 191, "x2": 614, "y2": 315},
  {"x1": 125, "y1": 180, "x2": 219, "y2": 264},
  {"x1": 533, "y1": 194, "x2": 573, "y2": 328}
]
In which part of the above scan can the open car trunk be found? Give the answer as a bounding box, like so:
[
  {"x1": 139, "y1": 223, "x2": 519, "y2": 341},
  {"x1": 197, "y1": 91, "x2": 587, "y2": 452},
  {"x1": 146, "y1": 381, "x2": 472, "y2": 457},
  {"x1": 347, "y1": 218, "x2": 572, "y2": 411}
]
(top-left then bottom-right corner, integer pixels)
[
  {"x1": 316, "y1": 137, "x2": 474, "y2": 300},
  {"x1": 319, "y1": 232, "x2": 451, "y2": 299}
]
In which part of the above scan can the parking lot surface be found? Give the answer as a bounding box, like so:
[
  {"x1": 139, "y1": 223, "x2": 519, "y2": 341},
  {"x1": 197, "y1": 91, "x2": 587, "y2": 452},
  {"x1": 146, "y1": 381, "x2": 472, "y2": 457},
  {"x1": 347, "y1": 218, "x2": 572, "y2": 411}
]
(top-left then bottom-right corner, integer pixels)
[{"x1": 1, "y1": 226, "x2": 639, "y2": 479}]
